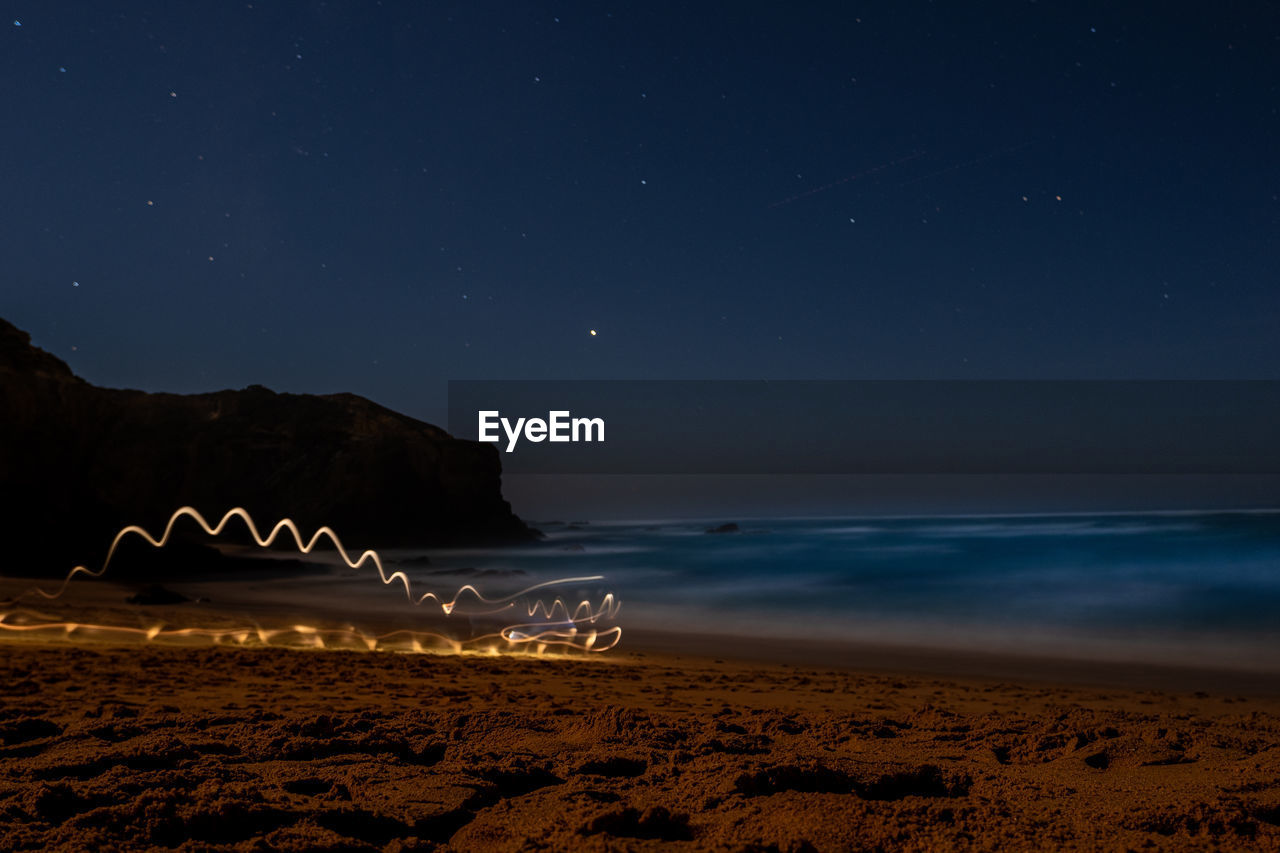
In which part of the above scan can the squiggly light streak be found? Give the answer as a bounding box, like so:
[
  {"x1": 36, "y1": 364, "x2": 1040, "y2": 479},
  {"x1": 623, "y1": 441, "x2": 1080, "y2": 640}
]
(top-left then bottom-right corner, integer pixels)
[
  {"x1": 0, "y1": 609, "x2": 623, "y2": 654},
  {"x1": 526, "y1": 594, "x2": 621, "y2": 623},
  {"x1": 0, "y1": 506, "x2": 621, "y2": 654}
]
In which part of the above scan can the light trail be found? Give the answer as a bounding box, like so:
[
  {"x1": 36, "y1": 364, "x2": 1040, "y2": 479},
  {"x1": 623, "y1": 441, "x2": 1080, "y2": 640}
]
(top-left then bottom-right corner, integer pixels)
[
  {"x1": 0, "y1": 506, "x2": 622, "y2": 654},
  {"x1": 768, "y1": 151, "x2": 926, "y2": 208},
  {"x1": 0, "y1": 608, "x2": 624, "y2": 654}
]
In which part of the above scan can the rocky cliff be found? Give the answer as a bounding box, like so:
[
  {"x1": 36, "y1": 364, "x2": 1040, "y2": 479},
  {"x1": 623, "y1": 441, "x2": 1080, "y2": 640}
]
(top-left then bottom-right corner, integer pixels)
[{"x1": 0, "y1": 318, "x2": 535, "y2": 576}]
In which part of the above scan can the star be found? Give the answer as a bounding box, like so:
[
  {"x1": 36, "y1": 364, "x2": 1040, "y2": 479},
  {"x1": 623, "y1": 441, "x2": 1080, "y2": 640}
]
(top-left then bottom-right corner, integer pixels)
[{"x1": 589, "y1": 329, "x2": 597, "y2": 336}]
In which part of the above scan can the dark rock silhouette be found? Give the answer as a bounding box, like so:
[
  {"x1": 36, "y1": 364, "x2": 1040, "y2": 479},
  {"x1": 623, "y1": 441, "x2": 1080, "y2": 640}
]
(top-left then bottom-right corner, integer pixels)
[
  {"x1": 705, "y1": 522, "x2": 741, "y2": 534},
  {"x1": 125, "y1": 584, "x2": 192, "y2": 606},
  {"x1": 0, "y1": 318, "x2": 535, "y2": 577}
]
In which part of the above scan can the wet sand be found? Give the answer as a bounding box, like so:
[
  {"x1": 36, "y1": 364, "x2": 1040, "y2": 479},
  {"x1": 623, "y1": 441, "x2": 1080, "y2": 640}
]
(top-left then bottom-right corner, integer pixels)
[{"x1": 3, "y1": 639, "x2": 1280, "y2": 851}]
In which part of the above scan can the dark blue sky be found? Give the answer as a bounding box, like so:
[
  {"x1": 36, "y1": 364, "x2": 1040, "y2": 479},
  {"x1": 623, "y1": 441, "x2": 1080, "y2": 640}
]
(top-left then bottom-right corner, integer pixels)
[{"x1": 3, "y1": 2, "x2": 1277, "y2": 425}]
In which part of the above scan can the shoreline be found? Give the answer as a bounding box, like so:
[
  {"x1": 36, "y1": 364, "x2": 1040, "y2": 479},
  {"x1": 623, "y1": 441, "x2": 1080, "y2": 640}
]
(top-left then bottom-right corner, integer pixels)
[
  {"x1": 621, "y1": 628, "x2": 1280, "y2": 697},
  {"x1": 6, "y1": 627, "x2": 1280, "y2": 697},
  {"x1": 4, "y1": 586, "x2": 1280, "y2": 696}
]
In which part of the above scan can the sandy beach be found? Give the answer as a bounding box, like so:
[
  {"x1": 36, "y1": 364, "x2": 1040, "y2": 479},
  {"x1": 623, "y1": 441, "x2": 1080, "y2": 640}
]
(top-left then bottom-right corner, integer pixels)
[
  {"x1": 3, "y1": 637, "x2": 1279, "y2": 852},
  {"x1": 4, "y1": 0, "x2": 1277, "y2": 848}
]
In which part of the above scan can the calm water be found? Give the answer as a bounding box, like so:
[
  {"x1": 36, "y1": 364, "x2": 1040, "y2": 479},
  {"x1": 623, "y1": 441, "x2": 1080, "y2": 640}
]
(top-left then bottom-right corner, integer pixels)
[{"x1": 394, "y1": 510, "x2": 1280, "y2": 668}]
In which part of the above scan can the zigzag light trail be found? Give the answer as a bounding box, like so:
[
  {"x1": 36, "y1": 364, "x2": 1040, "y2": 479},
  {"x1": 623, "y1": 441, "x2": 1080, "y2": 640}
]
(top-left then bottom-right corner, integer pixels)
[{"x1": 0, "y1": 506, "x2": 621, "y2": 654}]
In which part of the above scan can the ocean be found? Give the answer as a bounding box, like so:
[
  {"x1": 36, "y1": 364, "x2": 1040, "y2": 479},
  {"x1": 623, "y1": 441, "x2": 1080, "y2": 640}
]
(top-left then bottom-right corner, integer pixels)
[
  {"x1": 391, "y1": 510, "x2": 1280, "y2": 670},
  {"x1": 11, "y1": 509, "x2": 1278, "y2": 670}
]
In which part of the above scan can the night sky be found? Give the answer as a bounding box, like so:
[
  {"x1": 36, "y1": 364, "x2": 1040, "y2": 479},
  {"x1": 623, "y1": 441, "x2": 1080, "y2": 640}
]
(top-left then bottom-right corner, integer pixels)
[{"x1": 3, "y1": 2, "x2": 1278, "y2": 429}]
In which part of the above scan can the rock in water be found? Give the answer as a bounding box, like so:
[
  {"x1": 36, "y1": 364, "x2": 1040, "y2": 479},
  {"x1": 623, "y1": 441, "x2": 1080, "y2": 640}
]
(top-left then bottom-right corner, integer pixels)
[{"x1": 126, "y1": 584, "x2": 192, "y2": 605}]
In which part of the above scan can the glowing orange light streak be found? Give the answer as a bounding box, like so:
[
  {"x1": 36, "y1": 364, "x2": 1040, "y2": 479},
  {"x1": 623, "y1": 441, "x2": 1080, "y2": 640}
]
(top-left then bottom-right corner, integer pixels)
[
  {"x1": 0, "y1": 609, "x2": 623, "y2": 653},
  {"x1": 0, "y1": 506, "x2": 622, "y2": 654}
]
